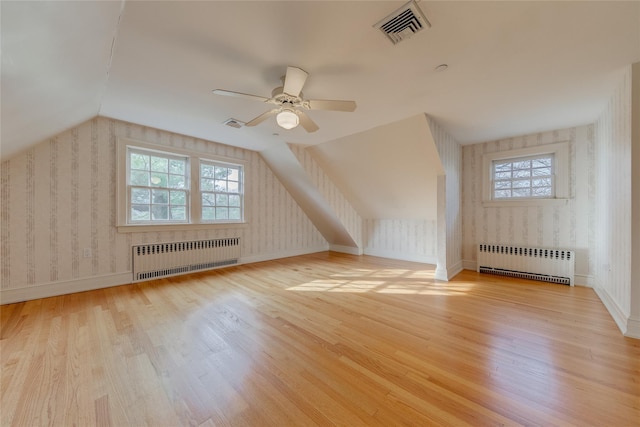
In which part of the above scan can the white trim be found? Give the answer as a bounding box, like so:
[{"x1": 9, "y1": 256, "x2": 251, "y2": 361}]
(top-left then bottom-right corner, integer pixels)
[
  {"x1": 239, "y1": 245, "x2": 329, "y2": 265},
  {"x1": 625, "y1": 317, "x2": 640, "y2": 339},
  {"x1": 593, "y1": 281, "x2": 630, "y2": 336},
  {"x1": 117, "y1": 222, "x2": 249, "y2": 233},
  {"x1": 363, "y1": 248, "x2": 437, "y2": 265},
  {"x1": 434, "y1": 260, "x2": 463, "y2": 281},
  {"x1": 573, "y1": 274, "x2": 594, "y2": 287},
  {"x1": 0, "y1": 272, "x2": 133, "y2": 305},
  {"x1": 329, "y1": 244, "x2": 363, "y2": 255},
  {"x1": 482, "y1": 198, "x2": 569, "y2": 208},
  {"x1": 462, "y1": 259, "x2": 477, "y2": 271},
  {"x1": 482, "y1": 141, "x2": 570, "y2": 204}
]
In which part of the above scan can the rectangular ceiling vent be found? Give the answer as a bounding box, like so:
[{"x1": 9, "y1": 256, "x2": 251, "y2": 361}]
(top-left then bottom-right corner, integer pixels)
[
  {"x1": 223, "y1": 118, "x2": 245, "y2": 128},
  {"x1": 374, "y1": 0, "x2": 431, "y2": 45}
]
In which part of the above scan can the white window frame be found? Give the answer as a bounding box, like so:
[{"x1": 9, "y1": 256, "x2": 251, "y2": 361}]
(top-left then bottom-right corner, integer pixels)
[
  {"x1": 117, "y1": 138, "x2": 247, "y2": 232},
  {"x1": 482, "y1": 142, "x2": 569, "y2": 207}
]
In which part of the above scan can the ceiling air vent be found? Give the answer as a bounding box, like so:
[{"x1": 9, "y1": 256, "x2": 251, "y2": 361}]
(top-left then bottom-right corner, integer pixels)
[
  {"x1": 374, "y1": 0, "x2": 431, "y2": 45},
  {"x1": 223, "y1": 118, "x2": 245, "y2": 128}
]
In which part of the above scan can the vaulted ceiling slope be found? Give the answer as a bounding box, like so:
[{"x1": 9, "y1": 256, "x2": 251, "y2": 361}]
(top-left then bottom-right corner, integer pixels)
[{"x1": 2, "y1": 1, "x2": 639, "y2": 160}]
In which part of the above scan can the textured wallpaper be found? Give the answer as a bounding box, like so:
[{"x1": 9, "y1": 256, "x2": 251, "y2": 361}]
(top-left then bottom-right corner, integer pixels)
[
  {"x1": 288, "y1": 144, "x2": 362, "y2": 247},
  {"x1": 461, "y1": 125, "x2": 596, "y2": 282},
  {"x1": 594, "y1": 66, "x2": 632, "y2": 315},
  {"x1": 0, "y1": 117, "x2": 327, "y2": 291},
  {"x1": 429, "y1": 117, "x2": 463, "y2": 275}
]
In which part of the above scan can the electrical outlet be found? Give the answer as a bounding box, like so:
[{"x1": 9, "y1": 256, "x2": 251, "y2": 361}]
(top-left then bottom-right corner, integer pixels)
[{"x1": 83, "y1": 248, "x2": 92, "y2": 258}]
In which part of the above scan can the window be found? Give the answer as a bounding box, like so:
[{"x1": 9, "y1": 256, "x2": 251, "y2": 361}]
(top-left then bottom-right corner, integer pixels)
[
  {"x1": 482, "y1": 142, "x2": 569, "y2": 206},
  {"x1": 200, "y1": 161, "x2": 243, "y2": 221},
  {"x1": 492, "y1": 154, "x2": 554, "y2": 199},
  {"x1": 119, "y1": 140, "x2": 245, "y2": 228},
  {"x1": 128, "y1": 149, "x2": 189, "y2": 223}
]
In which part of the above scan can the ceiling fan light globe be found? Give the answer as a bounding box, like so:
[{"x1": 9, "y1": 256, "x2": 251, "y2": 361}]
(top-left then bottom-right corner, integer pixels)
[{"x1": 276, "y1": 110, "x2": 299, "y2": 130}]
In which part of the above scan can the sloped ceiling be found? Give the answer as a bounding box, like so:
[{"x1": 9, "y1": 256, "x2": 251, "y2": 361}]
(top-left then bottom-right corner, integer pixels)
[{"x1": 2, "y1": 1, "x2": 639, "y2": 160}]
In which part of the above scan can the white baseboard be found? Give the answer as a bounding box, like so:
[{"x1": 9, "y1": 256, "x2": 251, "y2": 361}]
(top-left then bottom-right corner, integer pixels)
[
  {"x1": 0, "y1": 272, "x2": 133, "y2": 305},
  {"x1": 434, "y1": 260, "x2": 463, "y2": 282},
  {"x1": 329, "y1": 244, "x2": 363, "y2": 255},
  {"x1": 625, "y1": 316, "x2": 640, "y2": 339},
  {"x1": 593, "y1": 281, "x2": 630, "y2": 337},
  {"x1": 574, "y1": 274, "x2": 594, "y2": 287},
  {"x1": 363, "y1": 248, "x2": 437, "y2": 265},
  {"x1": 239, "y1": 244, "x2": 329, "y2": 265},
  {"x1": 462, "y1": 260, "x2": 477, "y2": 271}
]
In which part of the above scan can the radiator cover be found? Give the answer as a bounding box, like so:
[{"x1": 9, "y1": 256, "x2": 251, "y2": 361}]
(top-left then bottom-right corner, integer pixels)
[
  {"x1": 132, "y1": 237, "x2": 240, "y2": 282},
  {"x1": 477, "y1": 244, "x2": 575, "y2": 286}
]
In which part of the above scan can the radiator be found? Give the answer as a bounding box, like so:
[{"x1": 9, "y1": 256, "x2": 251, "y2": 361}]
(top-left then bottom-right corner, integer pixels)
[
  {"x1": 477, "y1": 244, "x2": 575, "y2": 286},
  {"x1": 132, "y1": 237, "x2": 240, "y2": 282}
]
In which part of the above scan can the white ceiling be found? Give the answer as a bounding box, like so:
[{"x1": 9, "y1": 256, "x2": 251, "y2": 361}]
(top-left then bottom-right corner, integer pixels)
[{"x1": 2, "y1": 1, "x2": 639, "y2": 160}]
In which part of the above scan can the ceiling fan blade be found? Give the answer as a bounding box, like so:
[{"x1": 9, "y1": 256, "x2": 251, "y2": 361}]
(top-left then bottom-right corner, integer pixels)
[
  {"x1": 245, "y1": 109, "x2": 279, "y2": 127},
  {"x1": 296, "y1": 110, "x2": 319, "y2": 133},
  {"x1": 283, "y1": 66, "x2": 308, "y2": 97},
  {"x1": 307, "y1": 99, "x2": 357, "y2": 112},
  {"x1": 212, "y1": 89, "x2": 269, "y2": 103}
]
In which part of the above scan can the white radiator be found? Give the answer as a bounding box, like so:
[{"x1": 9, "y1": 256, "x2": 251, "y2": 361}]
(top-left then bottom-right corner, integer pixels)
[
  {"x1": 477, "y1": 244, "x2": 575, "y2": 286},
  {"x1": 132, "y1": 237, "x2": 240, "y2": 282}
]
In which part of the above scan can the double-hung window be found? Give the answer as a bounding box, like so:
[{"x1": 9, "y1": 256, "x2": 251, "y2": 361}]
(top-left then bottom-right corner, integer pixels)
[
  {"x1": 128, "y1": 149, "x2": 190, "y2": 223},
  {"x1": 119, "y1": 140, "x2": 244, "y2": 228}
]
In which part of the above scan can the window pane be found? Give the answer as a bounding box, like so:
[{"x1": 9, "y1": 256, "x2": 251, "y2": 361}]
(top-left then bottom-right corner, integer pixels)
[
  {"x1": 170, "y1": 190, "x2": 186, "y2": 205},
  {"x1": 131, "y1": 205, "x2": 150, "y2": 220},
  {"x1": 151, "y1": 205, "x2": 168, "y2": 220},
  {"x1": 170, "y1": 207, "x2": 186, "y2": 220},
  {"x1": 201, "y1": 178, "x2": 214, "y2": 192},
  {"x1": 513, "y1": 169, "x2": 531, "y2": 178},
  {"x1": 216, "y1": 194, "x2": 228, "y2": 206},
  {"x1": 130, "y1": 153, "x2": 150, "y2": 171},
  {"x1": 532, "y1": 158, "x2": 551, "y2": 168},
  {"x1": 228, "y1": 181, "x2": 239, "y2": 193},
  {"x1": 201, "y1": 164, "x2": 215, "y2": 178},
  {"x1": 228, "y1": 168, "x2": 239, "y2": 181},
  {"x1": 215, "y1": 207, "x2": 228, "y2": 219},
  {"x1": 512, "y1": 188, "x2": 531, "y2": 197},
  {"x1": 512, "y1": 179, "x2": 530, "y2": 189},
  {"x1": 130, "y1": 170, "x2": 149, "y2": 186},
  {"x1": 495, "y1": 171, "x2": 511, "y2": 180},
  {"x1": 532, "y1": 167, "x2": 551, "y2": 177},
  {"x1": 229, "y1": 208, "x2": 241, "y2": 220},
  {"x1": 168, "y1": 174, "x2": 185, "y2": 189},
  {"x1": 494, "y1": 190, "x2": 511, "y2": 198},
  {"x1": 169, "y1": 159, "x2": 185, "y2": 175},
  {"x1": 131, "y1": 188, "x2": 150, "y2": 204},
  {"x1": 202, "y1": 193, "x2": 215, "y2": 206},
  {"x1": 229, "y1": 195, "x2": 241, "y2": 207},
  {"x1": 214, "y1": 167, "x2": 229, "y2": 179},
  {"x1": 532, "y1": 187, "x2": 552, "y2": 197},
  {"x1": 494, "y1": 181, "x2": 511, "y2": 190},
  {"x1": 512, "y1": 160, "x2": 531, "y2": 170},
  {"x1": 202, "y1": 207, "x2": 215, "y2": 220},
  {"x1": 150, "y1": 173, "x2": 167, "y2": 187},
  {"x1": 494, "y1": 163, "x2": 511, "y2": 173},
  {"x1": 152, "y1": 189, "x2": 169, "y2": 204},
  {"x1": 214, "y1": 180, "x2": 227, "y2": 191},
  {"x1": 532, "y1": 178, "x2": 552, "y2": 188},
  {"x1": 151, "y1": 156, "x2": 168, "y2": 172}
]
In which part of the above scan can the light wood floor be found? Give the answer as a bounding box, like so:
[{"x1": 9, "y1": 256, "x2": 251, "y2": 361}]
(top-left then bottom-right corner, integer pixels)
[{"x1": 2, "y1": 252, "x2": 639, "y2": 426}]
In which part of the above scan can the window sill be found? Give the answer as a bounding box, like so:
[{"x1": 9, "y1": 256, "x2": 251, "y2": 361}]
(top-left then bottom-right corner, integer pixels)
[
  {"x1": 482, "y1": 198, "x2": 569, "y2": 208},
  {"x1": 117, "y1": 222, "x2": 249, "y2": 233}
]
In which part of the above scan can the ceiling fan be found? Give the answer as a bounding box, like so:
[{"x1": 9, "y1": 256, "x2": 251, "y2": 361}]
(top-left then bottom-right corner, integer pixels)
[{"x1": 212, "y1": 66, "x2": 356, "y2": 132}]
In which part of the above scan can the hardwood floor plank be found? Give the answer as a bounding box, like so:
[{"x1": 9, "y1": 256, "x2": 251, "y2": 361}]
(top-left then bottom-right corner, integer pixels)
[{"x1": 2, "y1": 252, "x2": 639, "y2": 426}]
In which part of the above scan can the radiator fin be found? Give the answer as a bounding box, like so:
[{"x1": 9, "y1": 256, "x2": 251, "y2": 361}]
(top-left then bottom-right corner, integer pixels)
[
  {"x1": 477, "y1": 244, "x2": 574, "y2": 286},
  {"x1": 132, "y1": 237, "x2": 240, "y2": 282}
]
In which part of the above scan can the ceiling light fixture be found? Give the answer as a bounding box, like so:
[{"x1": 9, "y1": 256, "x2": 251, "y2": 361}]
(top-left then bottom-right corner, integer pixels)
[{"x1": 276, "y1": 109, "x2": 299, "y2": 130}]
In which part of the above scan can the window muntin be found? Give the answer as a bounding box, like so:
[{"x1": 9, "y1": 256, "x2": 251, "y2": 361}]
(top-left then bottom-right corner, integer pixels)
[
  {"x1": 200, "y1": 161, "x2": 243, "y2": 222},
  {"x1": 492, "y1": 154, "x2": 554, "y2": 200},
  {"x1": 128, "y1": 149, "x2": 189, "y2": 223}
]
